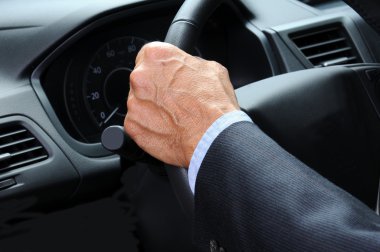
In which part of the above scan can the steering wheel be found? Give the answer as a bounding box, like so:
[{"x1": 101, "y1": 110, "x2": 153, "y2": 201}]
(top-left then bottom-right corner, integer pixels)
[
  {"x1": 162, "y1": 0, "x2": 226, "y2": 220},
  {"x1": 103, "y1": 0, "x2": 380, "y2": 219}
]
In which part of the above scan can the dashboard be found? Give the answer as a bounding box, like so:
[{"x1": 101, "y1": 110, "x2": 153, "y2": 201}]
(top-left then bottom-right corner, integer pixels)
[
  {"x1": 0, "y1": 0, "x2": 379, "y2": 215},
  {"x1": 35, "y1": 0, "x2": 378, "y2": 149},
  {"x1": 39, "y1": 3, "x2": 272, "y2": 144}
]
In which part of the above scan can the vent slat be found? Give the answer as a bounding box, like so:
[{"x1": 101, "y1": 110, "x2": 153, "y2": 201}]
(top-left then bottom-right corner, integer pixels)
[
  {"x1": 306, "y1": 47, "x2": 352, "y2": 60},
  {"x1": 320, "y1": 56, "x2": 357, "y2": 67},
  {"x1": 11, "y1": 146, "x2": 44, "y2": 157},
  {"x1": 0, "y1": 129, "x2": 27, "y2": 139},
  {"x1": 0, "y1": 137, "x2": 35, "y2": 149},
  {"x1": 290, "y1": 24, "x2": 361, "y2": 67},
  {"x1": 291, "y1": 26, "x2": 340, "y2": 40},
  {"x1": 0, "y1": 153, "x2": 11, "y2": 162},
  {"x1": 0, "y1": 124, "x2": 48, "y2": 172},
  {"x1": 6, "y1": 155, "x2": 49, "y2": 170},
  {"x1": 299, "y1": 37, "x2": 346, "y2": 51}
]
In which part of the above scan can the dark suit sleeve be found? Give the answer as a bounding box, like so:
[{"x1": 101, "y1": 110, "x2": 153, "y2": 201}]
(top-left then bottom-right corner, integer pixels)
[{"x1": 193, "y1": 121, "x2": 380, "y2": 251}]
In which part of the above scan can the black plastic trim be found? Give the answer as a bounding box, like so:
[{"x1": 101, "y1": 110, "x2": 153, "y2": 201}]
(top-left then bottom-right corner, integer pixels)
[
  {"x1": 377, "y1": 179, "x2": 380, "y2": 215},
  {"x1": 232, "y1": 1, "x2": 281, "y2": 76}
]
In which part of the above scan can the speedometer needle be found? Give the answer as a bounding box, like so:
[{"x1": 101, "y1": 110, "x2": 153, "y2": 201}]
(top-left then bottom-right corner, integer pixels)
[{"x1": 104, "y1": 107, "x2": 120, "y2": 125}]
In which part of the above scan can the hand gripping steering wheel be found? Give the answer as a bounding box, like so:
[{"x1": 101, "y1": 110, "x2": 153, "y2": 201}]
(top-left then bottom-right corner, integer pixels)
[
  {"x1": 103, "y1": 0, "x2": 380, "y2": 220},
  {"x1": 102, "y1": 0, "x2": 225, "y2": 220}
]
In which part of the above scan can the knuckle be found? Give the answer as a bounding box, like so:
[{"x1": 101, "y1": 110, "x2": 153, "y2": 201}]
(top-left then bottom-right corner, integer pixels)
[
  {"x1": 143, "y1": 42, "x2": 172, "y2": 60},
  {"x1": 219, "y1": 64, "x2": 228, "y2": 74},
  {"x1": 126, "y1": 96, "x2": 136, "y2": 112},
  {"x1": 129, "y1": 67, "x2": 155, "y2": 100},
  {"x1": 125, "y1": 125, "x2": 137, "y2": 141},
  {"x1": 124, "y1": 116, "x2": 139, "y2": 139},
  {"x1": 144, "y1": 43, "x2": 162, "y2": 59},
  {"x1": 129, "y1": 68, "x2": 146, "y2": 89},
  {"x1": 210, "y1": 60, "x2": 227, "y2": 73},
  {"x1": 208, "y1": 60, "x2": 219, "y2": 67},
  {"x1": 123, "y1": 116, "x2": 132, "y2": 134}
]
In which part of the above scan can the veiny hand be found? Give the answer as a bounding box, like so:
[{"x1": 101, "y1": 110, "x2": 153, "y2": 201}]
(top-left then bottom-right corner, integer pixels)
[{"x1": 124, "y1": 42, "x2": 240, "y2": 167}]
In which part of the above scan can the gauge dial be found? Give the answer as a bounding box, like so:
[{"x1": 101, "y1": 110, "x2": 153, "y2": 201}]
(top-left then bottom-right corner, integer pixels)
[
  {"x1": 83, "y1": 36, "x2": 147, "y2": 129},
  {"x1": 64, "y1": 35, "x2": 202, "y2": 143}
]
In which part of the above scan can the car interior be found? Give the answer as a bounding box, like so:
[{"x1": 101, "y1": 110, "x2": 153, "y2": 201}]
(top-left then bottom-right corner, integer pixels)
[{"x1": 0, "y1": 0, "x2": 379, "y2": 251}]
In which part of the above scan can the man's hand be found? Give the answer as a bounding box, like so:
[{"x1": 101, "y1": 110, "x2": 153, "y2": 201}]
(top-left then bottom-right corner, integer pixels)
[{"x1": 124, "y1": 42, "x2": 239, "y2": 167}]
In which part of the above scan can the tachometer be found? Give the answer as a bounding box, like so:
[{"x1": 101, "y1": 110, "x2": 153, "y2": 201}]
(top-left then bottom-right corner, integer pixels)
[{"x1": 83, "y1": 36, "x2": 147, "y2": 129}]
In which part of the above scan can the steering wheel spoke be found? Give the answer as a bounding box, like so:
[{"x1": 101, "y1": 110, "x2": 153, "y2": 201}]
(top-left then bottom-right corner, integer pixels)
[{"x1": 237, "y1": 64, "x2": 380, "y2": 209}]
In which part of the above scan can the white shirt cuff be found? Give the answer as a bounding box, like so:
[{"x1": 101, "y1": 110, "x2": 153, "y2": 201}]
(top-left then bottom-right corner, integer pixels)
[{"x1": 187, "y1": 110, "x2": 253, "y2": 194}]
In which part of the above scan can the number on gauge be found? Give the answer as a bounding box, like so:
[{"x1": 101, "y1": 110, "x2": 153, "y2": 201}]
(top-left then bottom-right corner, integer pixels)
[{"x1": 83, "y1": 36, "x2": 147, "y2": 129}]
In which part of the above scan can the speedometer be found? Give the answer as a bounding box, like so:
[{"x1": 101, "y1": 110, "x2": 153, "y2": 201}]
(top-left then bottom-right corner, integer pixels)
[
  {"x1": 83, "y1": 36, "x2": 147, "y2": 129},
  {"x1": 64, "y1": 34, "x2": 201, "y2": 143}
]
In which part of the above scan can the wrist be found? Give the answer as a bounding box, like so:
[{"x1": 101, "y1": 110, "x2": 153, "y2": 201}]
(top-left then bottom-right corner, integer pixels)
[{"x1": 182, "y1": 108, "x2": 240, "y2": 167}]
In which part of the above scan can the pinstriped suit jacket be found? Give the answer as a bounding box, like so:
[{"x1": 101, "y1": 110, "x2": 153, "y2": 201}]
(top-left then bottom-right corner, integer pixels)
[{"x1": 194, "y1": 122, "x2": 380, "y2": 251}]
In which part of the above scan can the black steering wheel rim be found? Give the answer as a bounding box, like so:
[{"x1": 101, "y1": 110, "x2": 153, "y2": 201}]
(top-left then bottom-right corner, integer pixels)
[{"x1": 163, "y1": 0, "x2": 225, "y2": 220}]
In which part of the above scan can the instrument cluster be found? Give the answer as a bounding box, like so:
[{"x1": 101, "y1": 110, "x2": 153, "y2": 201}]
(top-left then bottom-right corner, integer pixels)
[
  {"x1": 42, "y1": 12, "x2": 211, "y2": 143},
  {"x1": 65, "y1": 36, "x2": 147, "y2": 141},
  {"x1": 41, "y1": 4, "x2": 270, "y2": 144}
]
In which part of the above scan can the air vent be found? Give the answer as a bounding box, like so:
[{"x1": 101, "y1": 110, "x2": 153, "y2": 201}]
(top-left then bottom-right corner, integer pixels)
[
  {"x1": 290, "y1": 25, "x2": 361, "y2": 67},
  {"x1": 0, "y1": 124, "x2": 48, "y2": 171}
]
